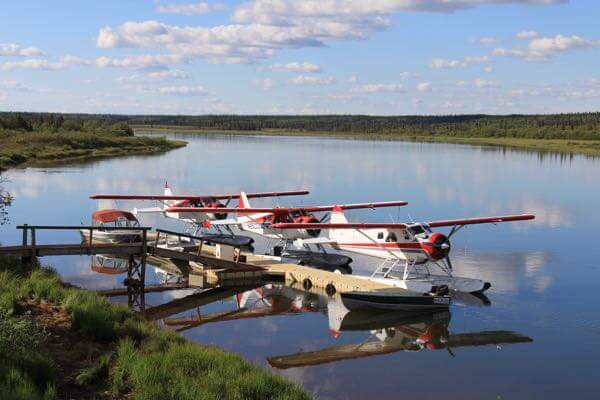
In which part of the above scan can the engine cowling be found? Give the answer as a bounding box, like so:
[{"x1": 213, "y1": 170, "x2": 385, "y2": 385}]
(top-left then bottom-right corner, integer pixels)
[
  {"x1": 293, "y1": 215, "x2": 320, "y2": 237},
  {"x1": 419, "y1": 232, "x2": 451, "y2": 260}
]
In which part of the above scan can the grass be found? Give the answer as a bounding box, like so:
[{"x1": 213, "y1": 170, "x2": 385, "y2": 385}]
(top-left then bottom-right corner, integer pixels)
[
  {"x1": 0, "y1": 259, "x2": 311, "y2": 400},
  {"x1": 0, "y1": 130, "x2": 186, "y2": 170},
  {"x1": 134, "y1": 124, "x2": 600, "y2": 157}
]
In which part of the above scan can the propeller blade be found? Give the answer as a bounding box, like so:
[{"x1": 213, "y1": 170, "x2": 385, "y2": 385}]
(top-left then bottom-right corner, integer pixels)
[
  {"x1": 446, "y1": 345, "x2": 456, "y2": 358},
  {"x1": 445, "y1": 256, "x2": 453, "y2": 271}
]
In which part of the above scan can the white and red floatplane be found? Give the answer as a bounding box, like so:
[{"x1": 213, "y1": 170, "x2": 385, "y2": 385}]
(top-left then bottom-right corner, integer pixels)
[
  {"x1": 89, "y1": 185, "x2": 535, "y2": 297},
  {"x1": 270, "y1": 209, "x2": 535, "y2": 294}
]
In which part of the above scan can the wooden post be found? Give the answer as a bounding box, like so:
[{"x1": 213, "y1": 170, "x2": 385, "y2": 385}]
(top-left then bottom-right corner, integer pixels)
[
  {"x1": 21, "y1": 224, "x2": 28, "y2": 246},
  {"x1": 140, "y1": 230, "x2": 147, "y2": 286},
  {"x1": 21, "y1": 224, "x2": 28, "y2": 264},
  {"x1": 30, "y1": 228, "x2": 36, "y2": 260}
]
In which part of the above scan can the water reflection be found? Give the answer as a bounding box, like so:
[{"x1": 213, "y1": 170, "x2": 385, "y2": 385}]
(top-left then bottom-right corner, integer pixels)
[{"x1": 129, "y1": 280, "x2": 532, "y2": 371}]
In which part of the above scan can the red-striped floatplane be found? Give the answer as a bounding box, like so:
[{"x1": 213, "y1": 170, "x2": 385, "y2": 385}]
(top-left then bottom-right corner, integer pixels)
[
  {"x1": 169, "y1": 192, "x2": 534, "y2": 295},
  {"x1": 270, "y1": 209, "x2": 535, "y2": 294}
]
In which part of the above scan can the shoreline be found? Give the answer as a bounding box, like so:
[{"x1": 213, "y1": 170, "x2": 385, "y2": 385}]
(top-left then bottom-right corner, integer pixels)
[
  {"x1": 0, "y1": 134, "x2": 186, "y2": 171},
  {"x1": 134, "y1": 124, "x2": 600, "y2": 158},
  {"x1": 0, "y1": 262, "x2": 311, "y2": 400}
]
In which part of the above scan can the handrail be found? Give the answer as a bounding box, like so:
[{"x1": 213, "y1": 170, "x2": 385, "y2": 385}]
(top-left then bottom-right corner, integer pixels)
[{"x1": 16, "y1": 225, "x2": 152, "y2": 231}]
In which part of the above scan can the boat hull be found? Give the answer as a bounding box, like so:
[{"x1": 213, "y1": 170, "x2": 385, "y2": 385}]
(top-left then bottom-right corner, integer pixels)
[
  {"x1": 80, "y1": 229, "x2": 142, "y2": 244},
  {"x1": 341, "y1": 291, "x2": 450, "y2": 311}
]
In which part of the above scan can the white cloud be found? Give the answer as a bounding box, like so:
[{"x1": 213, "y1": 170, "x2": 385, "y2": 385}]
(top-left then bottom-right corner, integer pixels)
[
  {"x1": 353, "y1": 83, "x2": 404, "y2": 93},
  {"x1": 0, "y1": 59, "x2": 54, "y2": 70},
  {"x1": 479, "y1": 36, "x2": 497, "y2": 44},
  {"x1": 516, "y1": 31, "x2": 539, "y2": 40},
  {"x1": 252, "y1": 78, "x2": 276, "y2": 89},
  {"x1": 0, "y1": 80, "x2": 30, "y2": 91},
  {"x1": 117, "y1": 69, "x2": 189, "y2": 83},
  {"x1": 147, "y1": 69, "x2": 189, "y2": 80},
  {"x1": 96, "y1": 1, "x2": 562, "y2": 64},
  {"x1": 95, "y1": 54, "x2": 188, "y2": 69},
  {"x1": 290, "y1": 75, "x2": 335, "y2": 86},
  {"x1": 158, "y1": 85, "x2": 207, "y2": 95},
  {"x1": 156, "y1": 2, "x2": 223, "y2": 16},
  {"x1": 348, "y1": 75, "x2": 358, "y2": 83},
  {"x1": 483, "y1": 65, "x2": 494, "y2": 73},
  {"x1": 399, "y1": 71, "x2": 418, "y2": 79},
  {"x1": 0, "y1": 43, "x2": 44, "y2": 57},
  {"x1": 417, "y1": 81, "x2": 432, "y2": 92},
  {"x1": 267, "y1": 62, "x2": 321, "y2": 73},
  {"x1": 474, "y1": 78, "x2": 500, "y2": 88},
  {"x1": 429, "y1": 55, "x2": 490, "y2": 69},
  {"x1": 494, "y1": 34, "x2": 600, "y2": 61}
]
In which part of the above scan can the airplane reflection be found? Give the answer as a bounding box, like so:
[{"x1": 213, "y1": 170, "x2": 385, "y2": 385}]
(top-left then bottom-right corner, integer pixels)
[{"x1": 149, "y1": 283, "x2": 531, "y2": 369}]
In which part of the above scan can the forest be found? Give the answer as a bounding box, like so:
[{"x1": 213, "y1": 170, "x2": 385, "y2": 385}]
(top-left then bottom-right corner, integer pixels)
[{"x1": 3, "y1": 112, "x2": 600, "y2": 140}]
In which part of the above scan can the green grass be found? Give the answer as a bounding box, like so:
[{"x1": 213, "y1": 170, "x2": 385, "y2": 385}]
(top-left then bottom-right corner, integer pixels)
[
  {"x1": 0, "y1": 259, "x2": 311, "y2": 400},
  {"x1": 0, "y1": 130, "x2": 186, "y2": 170},
  {"x1": 135, "y1": 125, "x2": 600, "y2": 157}
]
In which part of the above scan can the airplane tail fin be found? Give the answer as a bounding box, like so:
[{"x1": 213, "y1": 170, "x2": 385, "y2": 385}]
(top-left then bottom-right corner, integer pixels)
[
  {"x1": 237, "y1": 192, "x2": 252, "y2": 215},
  {"x1": 329, "y1": 206, "x2": 348, "y2": 224},
  {"x1": 163, "y1": 181, "x2": 176, "y2": 208}
]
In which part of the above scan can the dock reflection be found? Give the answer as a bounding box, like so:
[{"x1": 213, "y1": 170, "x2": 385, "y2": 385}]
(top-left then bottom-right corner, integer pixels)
[{"x1": 127, "y1": 278, "x2": 532, "y2": 369}]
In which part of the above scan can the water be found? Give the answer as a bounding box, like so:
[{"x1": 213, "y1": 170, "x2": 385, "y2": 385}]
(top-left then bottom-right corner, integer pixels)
[{"x1": 2, "y1": 132, "x2": 600, "y2": 399}]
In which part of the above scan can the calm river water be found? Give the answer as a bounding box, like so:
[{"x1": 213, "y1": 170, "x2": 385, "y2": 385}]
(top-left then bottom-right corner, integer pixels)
[{"x1": 1, "y1": 132, "x2": 599, "y2": 399}]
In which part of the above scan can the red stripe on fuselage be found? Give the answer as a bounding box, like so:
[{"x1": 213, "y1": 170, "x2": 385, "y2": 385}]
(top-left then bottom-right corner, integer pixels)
[{"x1": 335, "y1": 242, "x2": 422, "y2": 249}]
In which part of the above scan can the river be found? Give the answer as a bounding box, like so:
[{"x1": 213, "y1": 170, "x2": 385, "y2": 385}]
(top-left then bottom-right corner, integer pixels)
[{"x1": 1, "y1": 132, "x2": 599, "y2": 399}]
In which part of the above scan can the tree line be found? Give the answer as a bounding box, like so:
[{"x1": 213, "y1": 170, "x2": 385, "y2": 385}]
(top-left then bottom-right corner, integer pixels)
[{"x1": 2, "y1": 112, "x2": 600, "y2": 140}]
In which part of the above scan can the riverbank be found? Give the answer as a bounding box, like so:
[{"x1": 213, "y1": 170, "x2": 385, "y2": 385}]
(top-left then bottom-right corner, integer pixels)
[
  {"x1": 0, "y1": 131, "x2": 186, "y2": 170},
  {"x1": 0, "y1": 259, "x2": 311, "y2": 400},
  {"x1": 134, "y1": 125, "x2": 600, "y2": 157}
]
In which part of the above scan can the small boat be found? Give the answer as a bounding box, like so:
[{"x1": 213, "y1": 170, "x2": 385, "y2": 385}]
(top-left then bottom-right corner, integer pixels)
[
  {"x1": 80, "y1": 209, "x2": 143, "y2": 243},
  {"x1": 340, "y1": 289, "x2": 450, "y2": 311}
]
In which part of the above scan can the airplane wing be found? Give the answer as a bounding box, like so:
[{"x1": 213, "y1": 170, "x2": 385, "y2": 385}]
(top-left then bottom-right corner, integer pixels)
[
  {"x1": 90, "y1": 190, "x2": 309, "y2": 201},
  {"x1": 271, "y1": 214, "x2": 535, "y2": 230},
  {"x1": 166, "y1": 200, "x2": 409, "y2": 214},
  {"x1": 426, "y1": 214, "x2": 535, "y2": 228}
]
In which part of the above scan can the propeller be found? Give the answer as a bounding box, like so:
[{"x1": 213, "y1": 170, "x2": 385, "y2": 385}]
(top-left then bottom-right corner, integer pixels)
[{"x1": 445, "y1": 255, "x2": 453, "y2": 271}]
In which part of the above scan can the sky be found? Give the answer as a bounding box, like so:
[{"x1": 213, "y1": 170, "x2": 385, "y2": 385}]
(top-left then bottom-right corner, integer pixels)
[{"x1": 0, "y1": 0, "x2": 599, "y2": 115}]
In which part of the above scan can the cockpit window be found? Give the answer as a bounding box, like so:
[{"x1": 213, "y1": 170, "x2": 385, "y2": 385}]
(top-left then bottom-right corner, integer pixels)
[
  {"x1": 407, "y1": 225, "x2": 426, "y2": 235},
  {"x1": 386, "y1": 233, "x2": 398, "y2": 242}
]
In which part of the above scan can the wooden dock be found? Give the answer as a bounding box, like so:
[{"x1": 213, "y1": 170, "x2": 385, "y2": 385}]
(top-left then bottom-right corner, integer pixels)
[{"x1": 0, "y1": 224, "x2": 414, "y2": 303}]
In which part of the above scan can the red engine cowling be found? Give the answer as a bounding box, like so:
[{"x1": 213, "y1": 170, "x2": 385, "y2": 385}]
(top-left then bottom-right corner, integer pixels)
[
  {"x1": 419, "y1": 232, "x2": 451, "y2": 260},
  {"x1": 293, "y1": 214, "x2": 320, "y2": 237},
  {"x1": 207, "y1": 201, "x2": 227, "y2": 220}
]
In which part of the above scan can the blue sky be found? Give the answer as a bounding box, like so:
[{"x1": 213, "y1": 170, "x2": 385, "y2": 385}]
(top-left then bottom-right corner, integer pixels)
[{"x1": 1, "y1": 0, "x2": 599, "y2": 115}]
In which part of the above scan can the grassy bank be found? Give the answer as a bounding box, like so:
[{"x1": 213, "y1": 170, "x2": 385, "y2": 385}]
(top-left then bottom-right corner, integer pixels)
[
  {"x1": 0, "y1": 258, "x2": 311, "y2": 400},
  {"x1": 134, "y1": 125, "x2": 600, "y2": 157},
  {"x1": 0, "y1": 114, "x2": 186, "y2": 170}
]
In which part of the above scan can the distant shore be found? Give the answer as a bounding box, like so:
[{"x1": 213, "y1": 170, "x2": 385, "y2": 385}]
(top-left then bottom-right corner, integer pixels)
[
  {"x1": 0, "y1": 131, "x2": 186, "y2": 171},
  {"x1": 134, "y1": 124, "x2": 600, "y2": 158}
]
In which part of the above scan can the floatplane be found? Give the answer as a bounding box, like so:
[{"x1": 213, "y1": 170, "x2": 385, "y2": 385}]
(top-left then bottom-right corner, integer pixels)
[
  {"x1": 90, "y1": 183, "x2": 311, "y2": 230},
  {"x1": 269, "y1": 208, "x2": 535, "y2": 294},
  {"x1": 166, "y1": 191, "x2": 409, "y2": 271}
]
